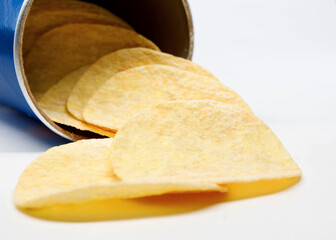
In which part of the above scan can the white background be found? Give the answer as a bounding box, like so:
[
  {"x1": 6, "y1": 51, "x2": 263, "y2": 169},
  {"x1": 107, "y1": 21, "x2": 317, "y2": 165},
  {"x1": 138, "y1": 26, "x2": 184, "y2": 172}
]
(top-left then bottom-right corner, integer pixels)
[{"x1": 1, "y1": 0, "x2": 336, "y2": 239}]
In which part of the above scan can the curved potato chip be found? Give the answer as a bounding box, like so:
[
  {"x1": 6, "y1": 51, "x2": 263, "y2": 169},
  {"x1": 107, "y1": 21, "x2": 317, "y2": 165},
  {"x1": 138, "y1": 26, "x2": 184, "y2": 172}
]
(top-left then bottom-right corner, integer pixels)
[
  {"x1": 14, "y1": 139, "x2": 226, "y2": 208},
  {"x1": 38, "y1": 67, "x2": 115, "y2": 138},
  {"x1": 67, "y1": 48, "x2": 217, "y2": 121},
  {"x1": 23, "y1": 10, "x2": 132, "y2": 56},
  {"x1": 111, "y1": 100, "x2": 301, "y2": 184},
  {"x1": 83, "y1": 65, "x2": 251, "y2": 131},
  {"x1": 24, "y1": 24, "x2": 159, "y2": 99}
]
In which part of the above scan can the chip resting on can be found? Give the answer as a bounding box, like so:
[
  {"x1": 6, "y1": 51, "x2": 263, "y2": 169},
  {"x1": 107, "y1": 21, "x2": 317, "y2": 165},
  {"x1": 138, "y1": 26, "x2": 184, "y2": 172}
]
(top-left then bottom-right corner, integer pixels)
[
  {"x1": 14, "y1": 139, "x2": 226, "y2": 208},
  {"x1": 110, "y1": 100, "x2": 301, "y2": 184},
  {"x1": 24, "y1": 24, "x2": 159, "y2": 99},
  {"x1": 23, "y1": 9, "x2": 132, "y2": 56},
  {"x1": 67, "y1": 47, "x2": 217, "y2": 121},
  {"x1": 38, "y1": 66, "x2": 115, "y2": 138},
  {"x1": 83, "y1": 65, "x2": 251, "y2": 131}
]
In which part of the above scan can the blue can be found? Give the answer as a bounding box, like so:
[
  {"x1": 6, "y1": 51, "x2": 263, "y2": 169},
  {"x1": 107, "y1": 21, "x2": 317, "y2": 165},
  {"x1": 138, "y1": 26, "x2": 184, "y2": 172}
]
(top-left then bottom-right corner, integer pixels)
[{"x1": 0, "y1": 0, "x2": 194, "y2": 140}]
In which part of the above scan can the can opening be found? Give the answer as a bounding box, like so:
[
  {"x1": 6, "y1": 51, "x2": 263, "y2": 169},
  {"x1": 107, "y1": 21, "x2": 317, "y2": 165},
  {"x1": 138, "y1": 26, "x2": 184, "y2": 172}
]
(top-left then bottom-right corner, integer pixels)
[{"x1": 17, "y1": 0, "x2": 193, "y2": 140}]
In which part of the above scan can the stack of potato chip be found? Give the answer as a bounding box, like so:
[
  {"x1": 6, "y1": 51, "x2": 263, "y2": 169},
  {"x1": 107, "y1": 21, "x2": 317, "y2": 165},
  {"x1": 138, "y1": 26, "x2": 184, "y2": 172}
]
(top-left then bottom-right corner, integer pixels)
[{"x1": 16, "y1": 0, "x2": 301, "y2": 210}]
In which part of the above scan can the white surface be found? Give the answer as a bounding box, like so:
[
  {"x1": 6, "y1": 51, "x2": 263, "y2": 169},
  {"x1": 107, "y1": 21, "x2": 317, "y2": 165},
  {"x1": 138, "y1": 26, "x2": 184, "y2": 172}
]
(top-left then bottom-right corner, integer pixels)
[{"x1": 1, "y1": 0, "x2": 336, "y2": 239}]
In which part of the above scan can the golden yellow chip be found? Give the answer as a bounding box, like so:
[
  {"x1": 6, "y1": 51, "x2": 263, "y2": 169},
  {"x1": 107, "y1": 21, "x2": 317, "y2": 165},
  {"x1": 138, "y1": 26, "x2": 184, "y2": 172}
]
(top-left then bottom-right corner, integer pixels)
[
  {"x1": 38, "y1": 67, "x2": 115, "y2": 138},
  {"x1": 67, "y1": 48, "x2": 217, "y2": 121},
  {"x1": 14, "y1": 139, "x2": 226, "y2": 209},
  {"x1": 24, "y1": 24, "x2": 159, "y2": 100},
  {"x1": 111, "y1": 100, "x2": 301, "y2": 184},
  {"x1": 23, "y1": 10, "x2": 132, "y2": 56},
  {"x1": 83, "y1": 65, "x2": 251, "y2": 131}
]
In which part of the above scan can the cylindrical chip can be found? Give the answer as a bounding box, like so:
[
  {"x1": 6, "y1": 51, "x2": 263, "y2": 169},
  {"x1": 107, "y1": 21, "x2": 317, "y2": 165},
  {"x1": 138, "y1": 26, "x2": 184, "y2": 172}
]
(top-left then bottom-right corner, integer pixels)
[{"x1": 0, "y1": 0, "x2": 194, "y2": 140}]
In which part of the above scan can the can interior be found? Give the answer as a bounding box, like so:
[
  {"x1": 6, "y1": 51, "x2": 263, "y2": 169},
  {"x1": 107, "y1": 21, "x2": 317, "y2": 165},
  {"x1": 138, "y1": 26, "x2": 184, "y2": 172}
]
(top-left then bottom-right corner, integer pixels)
[
  {"x1": 86, "y1": 0, "x2": 194, "y2": 59},
  {"x1": 19, "y1": 0, "x2": 193, "y2": 140}
]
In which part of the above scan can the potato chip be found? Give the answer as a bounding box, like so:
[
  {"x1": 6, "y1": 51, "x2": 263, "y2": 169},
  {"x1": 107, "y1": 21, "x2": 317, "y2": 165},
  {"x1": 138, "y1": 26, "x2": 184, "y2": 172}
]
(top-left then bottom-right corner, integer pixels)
[
  {"x1": 83, "y1": 65, "x2": 251, "y2": 131},
  {"x1": 24, "y1": 24, "x2": 159, "y2": 99},
  {"x1": 67, "y1": 48, "x2": 217, "y2": 121},
  {"x1": 14, "y1": 139, "x2": 226, "y2": 208},
  {"x1": 23, "y1": 10, "x2": 132, "y2": 56},
  {"x1": 30, "y1": 0, "x2": 114, "y2": 17},
  {"x1": 38, "y1": 67, "x2": 115, "y2": 138},
  {"x1": 111, "y1": 100, "x2": 301, "y2": 184}
]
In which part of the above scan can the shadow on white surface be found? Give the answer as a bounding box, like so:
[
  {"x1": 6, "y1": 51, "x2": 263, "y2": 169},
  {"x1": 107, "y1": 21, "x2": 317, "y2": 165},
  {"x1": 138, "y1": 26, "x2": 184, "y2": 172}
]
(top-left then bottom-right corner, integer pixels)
[
  {"x1": 19, "y1": 177, "x2": 299, "y2": 222},
  {"x1": 0, "y1": 103, "x2": 69, "y2": 152}
]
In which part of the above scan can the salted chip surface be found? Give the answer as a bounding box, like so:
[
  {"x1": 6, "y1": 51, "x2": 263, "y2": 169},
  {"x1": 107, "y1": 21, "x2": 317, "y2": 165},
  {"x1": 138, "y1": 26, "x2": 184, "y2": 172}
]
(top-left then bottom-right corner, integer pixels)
[
  {"x1": 83, "y1": 65, "x2": 250, "y2": 131},
  {"x1": 111, "y1": 100, "x2": 301, "y2": 184},
  {"x1": 38, "y1": 67, "x2": 115, "y2": 138},
  {"x1": 23, "y1": 10, "x2": 132, "y2": 56},
  {"x1": 24, "y1": 24, "x2": 159, "y2": 99},
  {"x1": 14, "y1": 139, "x2": 226, "y2": 208},
  {"x1": 67, "y1": 48, "x2": 217, "y2": 120}
]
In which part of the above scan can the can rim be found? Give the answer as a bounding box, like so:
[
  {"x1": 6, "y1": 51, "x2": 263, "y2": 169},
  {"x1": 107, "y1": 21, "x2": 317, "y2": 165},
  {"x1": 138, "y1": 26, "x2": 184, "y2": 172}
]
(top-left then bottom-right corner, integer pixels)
[
  {"x1": 182, "y1": 0, "x2": 194, "y2": 60},
  {"x1": 14, "y1": 0, "x2": 73, "y2": 141}
]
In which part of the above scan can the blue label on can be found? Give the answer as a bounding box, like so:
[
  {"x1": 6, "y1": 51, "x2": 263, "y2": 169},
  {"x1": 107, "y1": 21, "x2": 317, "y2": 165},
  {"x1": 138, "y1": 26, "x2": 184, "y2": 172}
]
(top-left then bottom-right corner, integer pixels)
[{"x1": 0, "y1": 0, "x2": 35, "y2": 117}]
